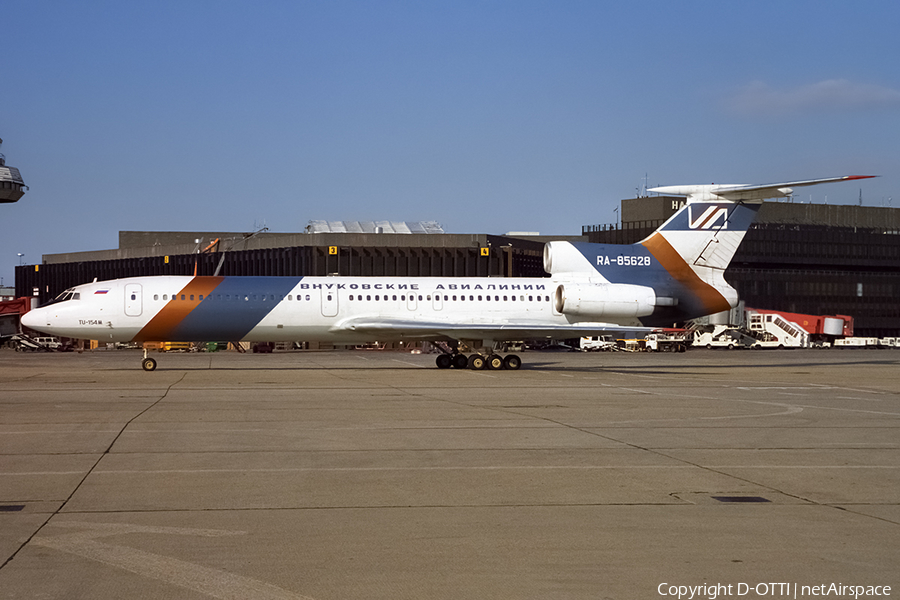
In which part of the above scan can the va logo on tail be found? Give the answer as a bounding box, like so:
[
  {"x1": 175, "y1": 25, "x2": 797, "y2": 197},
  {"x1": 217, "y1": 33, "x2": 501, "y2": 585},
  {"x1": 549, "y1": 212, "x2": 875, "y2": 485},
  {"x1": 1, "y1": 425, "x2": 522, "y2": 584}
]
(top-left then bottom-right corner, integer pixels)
[{"x1": 688, "y1": 204, "x2": 730, "y2": 230}]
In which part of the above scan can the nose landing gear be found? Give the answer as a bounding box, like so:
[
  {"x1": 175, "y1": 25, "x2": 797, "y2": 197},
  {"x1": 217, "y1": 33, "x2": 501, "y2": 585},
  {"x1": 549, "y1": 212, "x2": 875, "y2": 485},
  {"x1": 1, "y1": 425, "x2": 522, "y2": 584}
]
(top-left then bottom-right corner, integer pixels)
[{"x1": 141, "y1": 348, "x2": 157, "y2": 371}]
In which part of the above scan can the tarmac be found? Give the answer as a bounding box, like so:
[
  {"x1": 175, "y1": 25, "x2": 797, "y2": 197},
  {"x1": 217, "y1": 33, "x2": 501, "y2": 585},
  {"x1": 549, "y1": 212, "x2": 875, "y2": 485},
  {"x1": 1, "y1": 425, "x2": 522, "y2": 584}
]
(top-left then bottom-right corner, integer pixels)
[{"x1": 0, "y1": 347, "x2": 898, "y2": 600}]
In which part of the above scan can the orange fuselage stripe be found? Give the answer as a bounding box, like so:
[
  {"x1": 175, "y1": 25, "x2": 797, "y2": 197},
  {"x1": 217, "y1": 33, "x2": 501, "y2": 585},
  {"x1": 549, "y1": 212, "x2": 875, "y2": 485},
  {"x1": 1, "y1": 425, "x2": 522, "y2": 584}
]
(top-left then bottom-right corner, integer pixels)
[{"x1": 134, "y1": 277, "x2": 224, "y2": 342}]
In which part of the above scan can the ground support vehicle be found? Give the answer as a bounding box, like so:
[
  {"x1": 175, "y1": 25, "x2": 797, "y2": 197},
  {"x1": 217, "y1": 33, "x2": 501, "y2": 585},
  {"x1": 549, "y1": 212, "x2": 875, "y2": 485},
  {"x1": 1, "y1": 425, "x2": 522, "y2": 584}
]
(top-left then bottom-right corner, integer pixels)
[
  {"x1": 644, "y1": 332, "x2": 688, "y2": 352},
  {"x1": 693, "y1": 325, "x2": 755, "y2": 349},
  {"x1": 580, "y1": 335, "x2": 617, "y2": 352}
]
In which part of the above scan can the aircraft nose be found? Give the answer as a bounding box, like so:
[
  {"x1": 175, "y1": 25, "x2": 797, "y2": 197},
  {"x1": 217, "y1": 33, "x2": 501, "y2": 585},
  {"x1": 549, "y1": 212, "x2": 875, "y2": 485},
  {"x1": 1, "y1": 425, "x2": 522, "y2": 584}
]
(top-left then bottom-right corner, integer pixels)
[{"x1": 20, "y1": 309, "x2": 44, "y2": 330}]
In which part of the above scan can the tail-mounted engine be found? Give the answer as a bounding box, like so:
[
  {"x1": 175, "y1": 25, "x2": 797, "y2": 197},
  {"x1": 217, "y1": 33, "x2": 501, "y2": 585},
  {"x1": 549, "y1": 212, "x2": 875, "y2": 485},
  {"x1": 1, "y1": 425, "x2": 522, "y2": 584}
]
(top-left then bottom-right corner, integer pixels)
[{"x1": 554, "y1": 283, "x2": 657, "y2": 319}]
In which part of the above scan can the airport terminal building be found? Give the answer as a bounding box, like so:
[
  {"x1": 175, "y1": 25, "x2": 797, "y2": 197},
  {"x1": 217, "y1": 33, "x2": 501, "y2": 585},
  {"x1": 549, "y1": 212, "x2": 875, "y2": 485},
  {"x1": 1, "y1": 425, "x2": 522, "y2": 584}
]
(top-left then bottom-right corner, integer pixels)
[{"x1": 15, "y1": 199, "x2": 900, "y2": 337}]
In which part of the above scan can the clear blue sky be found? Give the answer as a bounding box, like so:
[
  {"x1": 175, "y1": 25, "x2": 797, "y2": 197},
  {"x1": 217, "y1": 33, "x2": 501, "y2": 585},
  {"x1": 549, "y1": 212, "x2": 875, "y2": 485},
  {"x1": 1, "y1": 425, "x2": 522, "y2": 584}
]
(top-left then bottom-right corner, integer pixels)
[{"x1": 3, "y1": 0, "x2": 898, "y2": 287}]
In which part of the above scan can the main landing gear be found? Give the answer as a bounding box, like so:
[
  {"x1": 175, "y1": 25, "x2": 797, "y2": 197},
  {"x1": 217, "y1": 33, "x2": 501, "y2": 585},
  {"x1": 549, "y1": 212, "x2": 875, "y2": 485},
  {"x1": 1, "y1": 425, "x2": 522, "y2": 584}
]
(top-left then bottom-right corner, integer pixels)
[{"x1": 435, "y1": 352, "x2": 522, "y2": 371}]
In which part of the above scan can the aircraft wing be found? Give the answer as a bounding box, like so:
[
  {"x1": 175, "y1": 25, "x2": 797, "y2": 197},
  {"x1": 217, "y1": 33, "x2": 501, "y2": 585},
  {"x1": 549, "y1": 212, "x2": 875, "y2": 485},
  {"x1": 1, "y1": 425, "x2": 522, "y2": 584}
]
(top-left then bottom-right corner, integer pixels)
[
  {"x1": 649, "y1": 175, "x2": 876, "y2": 203},
  {"x1": 335, "y1": 317, "x2": 656, "y2": 341}
]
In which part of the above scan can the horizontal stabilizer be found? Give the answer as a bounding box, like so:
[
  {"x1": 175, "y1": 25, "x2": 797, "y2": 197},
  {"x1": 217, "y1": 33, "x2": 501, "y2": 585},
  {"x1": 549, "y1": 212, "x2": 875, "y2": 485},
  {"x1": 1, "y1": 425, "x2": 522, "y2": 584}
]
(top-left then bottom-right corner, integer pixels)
[{"x1": 649, "y1": 175, "x2": 876, "y2": 203}]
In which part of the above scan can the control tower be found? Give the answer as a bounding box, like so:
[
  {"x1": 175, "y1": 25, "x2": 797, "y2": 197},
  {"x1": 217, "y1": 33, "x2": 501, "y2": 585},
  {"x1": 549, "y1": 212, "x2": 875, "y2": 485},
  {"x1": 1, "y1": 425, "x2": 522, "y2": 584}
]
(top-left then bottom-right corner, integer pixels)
[{"x1": 0, "y1": 138, "x2": 27, "y2": 203}]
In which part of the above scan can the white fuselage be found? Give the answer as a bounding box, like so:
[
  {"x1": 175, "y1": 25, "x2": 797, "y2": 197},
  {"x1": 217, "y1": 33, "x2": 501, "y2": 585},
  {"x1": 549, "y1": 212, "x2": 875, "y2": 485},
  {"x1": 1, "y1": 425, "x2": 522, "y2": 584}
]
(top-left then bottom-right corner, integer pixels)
[{"x1": 22, "y1": 274, "x2": 647, "y2": 345}]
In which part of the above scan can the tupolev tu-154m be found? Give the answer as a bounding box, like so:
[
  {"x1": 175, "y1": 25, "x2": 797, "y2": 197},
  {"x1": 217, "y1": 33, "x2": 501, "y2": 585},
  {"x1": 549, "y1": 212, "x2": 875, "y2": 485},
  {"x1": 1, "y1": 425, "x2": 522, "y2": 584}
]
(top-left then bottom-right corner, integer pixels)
[{"x1": 22, "y1": 175, "x2": 875, "y2": 372}]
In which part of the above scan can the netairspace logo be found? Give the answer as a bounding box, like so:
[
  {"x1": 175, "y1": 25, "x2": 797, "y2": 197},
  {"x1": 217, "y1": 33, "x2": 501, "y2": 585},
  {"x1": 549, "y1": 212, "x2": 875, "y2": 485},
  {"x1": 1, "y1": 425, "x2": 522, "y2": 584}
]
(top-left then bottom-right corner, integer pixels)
[{"x1": 657, "y1": 582, "x2": 892, "y2": 599}]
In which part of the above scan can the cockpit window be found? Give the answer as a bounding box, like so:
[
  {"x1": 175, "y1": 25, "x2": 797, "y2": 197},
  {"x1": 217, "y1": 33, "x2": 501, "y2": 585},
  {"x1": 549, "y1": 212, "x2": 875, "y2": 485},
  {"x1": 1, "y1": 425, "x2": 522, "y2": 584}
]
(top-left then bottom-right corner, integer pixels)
[{"x1": 53, "y1": 288, "x2": 80, "y2": 303}]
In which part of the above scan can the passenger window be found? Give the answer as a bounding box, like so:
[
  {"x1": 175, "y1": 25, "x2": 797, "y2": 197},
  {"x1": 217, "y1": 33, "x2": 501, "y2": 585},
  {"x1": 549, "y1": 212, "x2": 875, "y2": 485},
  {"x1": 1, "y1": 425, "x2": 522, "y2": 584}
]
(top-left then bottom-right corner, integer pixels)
[
  {"x1": 392, "y1": 295, "x2": 397, "y2": 301},
  {"x1": 163, "y1": 294, "x2": 168, "y2": 300},
  {"x1": 305, "y1": 295, "x2": 310, "y2": 301},
  {"x1": 190, "y1": 295, "x2": 194, "y2": 301},
  {"x1": 154, "y1": 294, "x2": 159, "y2": 301},
  {"x1": 131, "y1": 294, "x2": 136, "y2": 301},
  {"x1": 181, "y1": 295, "x2": 186, "y2": 301},
  {"x1": 367, "y1": 295, "x2": 371, "y2": 301}
]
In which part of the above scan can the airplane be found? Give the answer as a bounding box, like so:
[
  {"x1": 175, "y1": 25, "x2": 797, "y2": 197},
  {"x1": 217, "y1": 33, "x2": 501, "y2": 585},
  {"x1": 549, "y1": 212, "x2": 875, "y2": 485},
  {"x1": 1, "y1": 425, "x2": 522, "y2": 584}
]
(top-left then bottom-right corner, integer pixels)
[{"x1": 21, "y1": 175, "x2": 875, "y2": 372}]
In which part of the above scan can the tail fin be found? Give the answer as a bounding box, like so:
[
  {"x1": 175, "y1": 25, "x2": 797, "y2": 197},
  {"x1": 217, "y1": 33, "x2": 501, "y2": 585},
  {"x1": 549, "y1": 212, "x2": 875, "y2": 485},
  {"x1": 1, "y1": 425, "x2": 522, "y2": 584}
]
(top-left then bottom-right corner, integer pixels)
[
  {"x1": 637, "y1": 201, "x2": 761, "y2": 318},
  {"x1": 644, "y1": 201, "x2": 759, "y2": 270}
]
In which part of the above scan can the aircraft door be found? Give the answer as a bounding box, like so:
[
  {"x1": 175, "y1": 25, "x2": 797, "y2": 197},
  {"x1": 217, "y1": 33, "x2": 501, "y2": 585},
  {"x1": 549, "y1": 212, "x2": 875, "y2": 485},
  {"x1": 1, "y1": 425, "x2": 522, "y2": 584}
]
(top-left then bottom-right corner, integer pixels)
[
  {"x1": 321, "y1": 288, "x2": 338, "y2": 317},
  {"x1": 124, "y1": 284, "x2": 142, "y2": 317}
]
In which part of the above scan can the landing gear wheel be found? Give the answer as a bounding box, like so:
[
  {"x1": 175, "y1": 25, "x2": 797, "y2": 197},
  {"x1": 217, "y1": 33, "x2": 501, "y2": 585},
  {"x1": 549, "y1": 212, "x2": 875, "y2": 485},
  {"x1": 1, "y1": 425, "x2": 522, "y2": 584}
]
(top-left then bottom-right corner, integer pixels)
[
  {"x1": 487, "y1": 354, "x2": 504, "y2": 370},
  {"x1": 452, "y1": 354, "x2": 469, "y2": 369},
  {"x1": 503, "y1": 354, "x2": 522, "y2": 370},
  {"x1": 435, "y1": 354, "x2": 453, "y2": 369},
  {"x1": 468, "y1": 354, "x2": 486, "y2": 370},
  {"x1": 141, "y1": 357, "x2": 157, "y2": 372}
]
